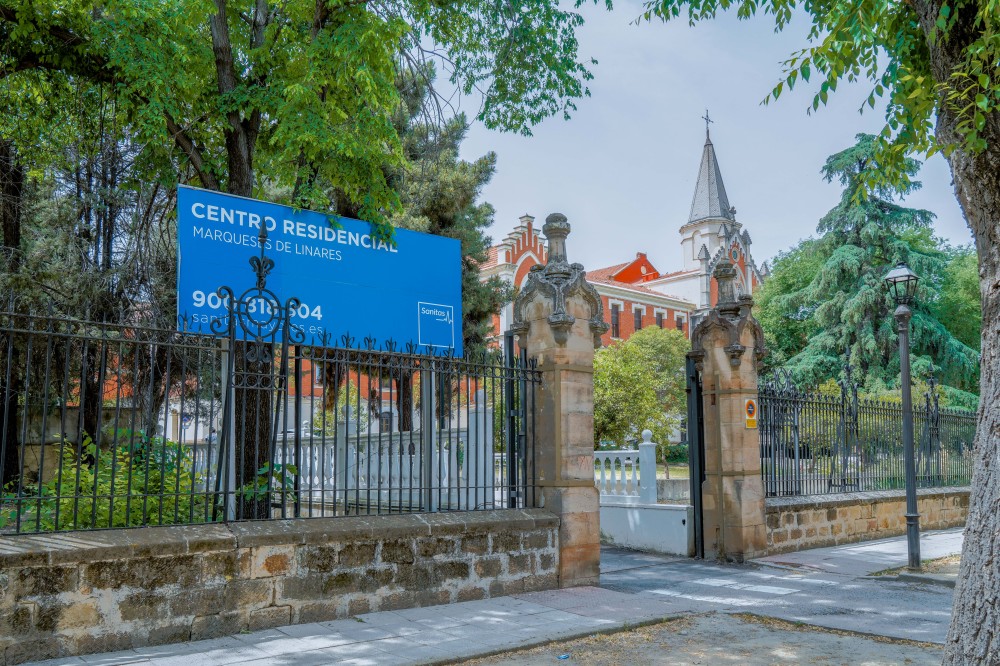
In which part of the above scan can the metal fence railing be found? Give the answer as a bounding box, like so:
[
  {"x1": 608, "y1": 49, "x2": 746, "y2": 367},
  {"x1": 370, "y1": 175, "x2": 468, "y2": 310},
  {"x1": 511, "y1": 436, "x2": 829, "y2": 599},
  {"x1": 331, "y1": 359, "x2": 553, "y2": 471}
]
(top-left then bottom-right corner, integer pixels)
[
  {"x1": 0, "y1": 303, "x2": 538, "y2": 535},
  {"x1": 759, "y1": 369, "x2": 976, "y2": 497}
]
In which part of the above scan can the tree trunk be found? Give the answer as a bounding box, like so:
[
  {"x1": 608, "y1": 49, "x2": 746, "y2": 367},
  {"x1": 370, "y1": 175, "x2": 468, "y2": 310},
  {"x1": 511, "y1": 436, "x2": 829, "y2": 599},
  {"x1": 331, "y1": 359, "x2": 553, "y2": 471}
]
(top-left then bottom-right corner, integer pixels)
[
  {"x1": 914, "y1": 2, "x2": 1000, "y2": 661},
  {"x1": 939, "y1": 127, "x2": 1000, "y2": 662}
]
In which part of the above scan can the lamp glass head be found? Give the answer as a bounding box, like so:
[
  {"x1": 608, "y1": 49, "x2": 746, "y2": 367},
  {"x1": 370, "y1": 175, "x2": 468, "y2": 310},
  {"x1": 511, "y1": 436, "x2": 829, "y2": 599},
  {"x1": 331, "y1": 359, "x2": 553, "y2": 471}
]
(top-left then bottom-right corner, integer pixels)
[{"x1": 884, "y1": 262, "x2": 919, "y2": 306}]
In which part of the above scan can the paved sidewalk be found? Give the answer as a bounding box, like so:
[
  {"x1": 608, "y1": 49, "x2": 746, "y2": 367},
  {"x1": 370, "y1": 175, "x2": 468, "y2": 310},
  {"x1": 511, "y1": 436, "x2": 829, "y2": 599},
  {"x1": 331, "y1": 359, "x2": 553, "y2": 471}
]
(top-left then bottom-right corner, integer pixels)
[
  {"x1": 32, "y1": 589, "x2": 681, "y2": 666},
  {"x1": 28, "y1": 528, "x2": 964, "y2": 666},
  {"x1": 755, "y1": 527, "x2": 964, "y2": 576}
]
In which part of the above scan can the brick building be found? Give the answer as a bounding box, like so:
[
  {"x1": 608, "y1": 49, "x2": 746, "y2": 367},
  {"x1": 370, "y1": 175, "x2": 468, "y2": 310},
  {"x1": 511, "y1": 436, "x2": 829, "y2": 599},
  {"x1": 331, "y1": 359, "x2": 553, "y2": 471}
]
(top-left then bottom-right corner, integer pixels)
[{"x1": 481, "y1": 127, "x2": 768, "y2": 345}]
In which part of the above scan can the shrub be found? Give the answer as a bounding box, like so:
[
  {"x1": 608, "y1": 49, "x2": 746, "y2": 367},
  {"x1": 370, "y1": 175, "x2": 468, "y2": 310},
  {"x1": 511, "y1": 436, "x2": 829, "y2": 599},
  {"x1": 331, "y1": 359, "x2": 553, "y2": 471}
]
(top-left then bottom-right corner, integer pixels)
[
  {"x1": 0, "y1": 430, "x2": 211, "y2": 532},
  {"x1": 657, "y1": 443, "x2": 689, "y2": 464}
]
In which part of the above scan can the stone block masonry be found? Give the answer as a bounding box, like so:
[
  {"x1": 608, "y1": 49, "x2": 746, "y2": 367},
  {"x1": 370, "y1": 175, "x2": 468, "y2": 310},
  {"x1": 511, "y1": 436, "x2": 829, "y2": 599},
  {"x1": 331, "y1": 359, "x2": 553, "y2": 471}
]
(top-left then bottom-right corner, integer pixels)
[
  {"x1": 766, "y1": 487, "x2": 968, "y2": 554},
  {"x1": 0, "y1": 509, "x2": 559, "y2": 665}
]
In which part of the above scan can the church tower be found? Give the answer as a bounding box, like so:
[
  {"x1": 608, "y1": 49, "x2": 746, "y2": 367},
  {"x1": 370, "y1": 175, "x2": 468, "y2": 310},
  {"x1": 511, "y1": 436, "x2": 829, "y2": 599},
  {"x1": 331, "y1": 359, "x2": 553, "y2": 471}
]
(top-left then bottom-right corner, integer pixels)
[
  {"x1": 643, "y1": 116, "x2": 765, "y2": 316},
  {"x1": 678, "y1": 124, "x2": 741, "y2": 273}
]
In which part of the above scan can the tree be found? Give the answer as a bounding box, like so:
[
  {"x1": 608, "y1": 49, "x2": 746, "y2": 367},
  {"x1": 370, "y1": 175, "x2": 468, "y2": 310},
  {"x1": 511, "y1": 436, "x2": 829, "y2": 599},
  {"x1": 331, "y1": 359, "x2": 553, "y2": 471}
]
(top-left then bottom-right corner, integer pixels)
[
  {"x1": 935, "y1": 246, "x2": 982, "y2": 353},
  {"x1": 758, "y1": 136, "x2": 979, "y2": 398},
  {"x1": 3, "y1": 0, "x2": 592, "y2": 517},
  {"x1": 624, "y1": 327, "x2": 689, "y2": 417},
  {"x1": 387, "y1": 71, "x2": 513, "y2": 353},
  {"x1": 593, "y1": 341, "x2": 667, "y2": 446},
  {"x1": 593, "y1": 327, "x2": 689, "y2": 446},
  {"x1": 318, "y1": 69, "x2": 514, "y2": 431},
  {"x1": 642, "y1": 0, "x2": 1000, "y2": 656},
  {"x1": 755, "y1": 238, "x2": 824, "y2": 371}
]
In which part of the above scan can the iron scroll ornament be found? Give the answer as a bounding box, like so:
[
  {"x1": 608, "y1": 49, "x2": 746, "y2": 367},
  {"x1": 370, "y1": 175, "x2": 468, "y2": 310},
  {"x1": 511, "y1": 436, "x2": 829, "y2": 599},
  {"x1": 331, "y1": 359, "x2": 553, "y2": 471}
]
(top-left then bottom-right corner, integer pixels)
[{"x1": 206, "y1": 224, "x2": 306, "y2": 347}]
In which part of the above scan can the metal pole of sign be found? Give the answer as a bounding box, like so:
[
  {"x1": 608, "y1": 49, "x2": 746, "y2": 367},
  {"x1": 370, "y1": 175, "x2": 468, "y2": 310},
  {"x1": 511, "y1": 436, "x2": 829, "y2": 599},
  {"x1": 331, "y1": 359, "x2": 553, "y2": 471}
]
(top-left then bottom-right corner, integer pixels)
[
  {"x1": 504, "y1": 331, "x2": 518, "y2": 508},
  {"x1": 420, "y1": 365, "x2": 436, "y2": 512},
  {"x1": 217, "y1": 338, "x2": 237, "y2": 522},
  {"x1": 293, "y1": 354, "x2": 302, "y2": 518}
]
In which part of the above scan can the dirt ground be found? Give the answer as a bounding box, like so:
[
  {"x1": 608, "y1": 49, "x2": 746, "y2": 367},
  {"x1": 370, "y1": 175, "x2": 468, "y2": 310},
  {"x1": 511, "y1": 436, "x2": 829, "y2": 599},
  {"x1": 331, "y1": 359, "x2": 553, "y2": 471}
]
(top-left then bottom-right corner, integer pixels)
[
  {"x1": 465, "y1": 613, "x2": 943, "y2": 666},
  {"x1": 874, "y1": 554, "x2": 961, "y2": 577}
]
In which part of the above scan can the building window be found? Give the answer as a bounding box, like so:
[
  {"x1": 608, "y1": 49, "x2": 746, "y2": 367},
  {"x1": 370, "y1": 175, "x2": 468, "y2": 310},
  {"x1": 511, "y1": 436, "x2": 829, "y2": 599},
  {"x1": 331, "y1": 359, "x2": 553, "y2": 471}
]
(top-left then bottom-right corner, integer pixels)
[
  {"x1": 634, "y1": 308, "x2": 642, "y2": 331},
  {"x1": 313, "y1": 363, "x2": 324, "y2": 386},
  {"x1": 676, "y1": 315, "x2": 686, "y2": 332},
  {"x1": 655, "y1": 312, "x2": 664, "y2": 328},
  {"x1": 611, "y1": 304, "x2": 620, "y2": 338}
]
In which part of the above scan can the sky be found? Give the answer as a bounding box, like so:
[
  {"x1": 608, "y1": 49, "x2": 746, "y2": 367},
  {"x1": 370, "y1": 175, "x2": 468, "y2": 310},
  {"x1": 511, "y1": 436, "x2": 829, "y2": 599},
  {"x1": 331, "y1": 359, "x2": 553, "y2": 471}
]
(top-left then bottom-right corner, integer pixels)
[{"x1": 458, "y1": 0, "x2": 974, "y2": 272}]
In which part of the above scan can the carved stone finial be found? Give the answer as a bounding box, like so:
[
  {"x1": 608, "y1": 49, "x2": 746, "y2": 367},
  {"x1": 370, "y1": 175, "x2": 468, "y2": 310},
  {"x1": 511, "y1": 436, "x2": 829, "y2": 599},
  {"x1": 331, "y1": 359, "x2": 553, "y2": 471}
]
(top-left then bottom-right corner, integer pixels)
[
  {"x1": 714, "y1": 258, "x2": 738, "y2": 306},
  {"x1": 689, "y1": 259, "x2": 767, "y2": 371},
  {"x1": 511, "y1": 213, "x2": 609, "y2": 349},
  {"x1": 543, "y1": 213, "x2": 571, "y2": 267}
]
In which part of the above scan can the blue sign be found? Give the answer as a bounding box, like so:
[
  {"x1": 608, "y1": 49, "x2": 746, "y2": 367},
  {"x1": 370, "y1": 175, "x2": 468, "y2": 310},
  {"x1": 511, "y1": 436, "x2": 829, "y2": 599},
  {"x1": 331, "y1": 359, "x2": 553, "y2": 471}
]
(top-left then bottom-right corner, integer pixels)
[{"x1": 176, "y1": 186, "x2": 463, "y2": 354}]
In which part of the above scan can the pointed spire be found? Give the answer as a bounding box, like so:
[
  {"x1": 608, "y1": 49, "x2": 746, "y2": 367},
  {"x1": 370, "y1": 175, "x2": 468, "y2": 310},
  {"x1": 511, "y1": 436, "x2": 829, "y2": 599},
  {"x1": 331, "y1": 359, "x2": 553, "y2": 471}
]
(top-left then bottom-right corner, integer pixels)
[{"x1": 688, "y1": 119, "x2": 735, "y2": 224}]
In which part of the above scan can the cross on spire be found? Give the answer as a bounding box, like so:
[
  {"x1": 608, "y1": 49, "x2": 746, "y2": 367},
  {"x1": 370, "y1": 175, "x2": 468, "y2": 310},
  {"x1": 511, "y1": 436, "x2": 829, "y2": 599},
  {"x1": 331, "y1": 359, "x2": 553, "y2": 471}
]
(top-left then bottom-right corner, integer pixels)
[{"x1": 702, "y1": 109, "x2": 714, "y2": 140}]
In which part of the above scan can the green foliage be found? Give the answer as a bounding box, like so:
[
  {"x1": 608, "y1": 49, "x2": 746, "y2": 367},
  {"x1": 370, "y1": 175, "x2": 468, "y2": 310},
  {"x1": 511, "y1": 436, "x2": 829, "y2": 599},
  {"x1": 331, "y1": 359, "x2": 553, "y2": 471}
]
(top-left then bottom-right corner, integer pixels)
[
  {"x1": 594, "y1": 341, "x2": 666, "y2": 446},
  {"x1": 933, "y1": 247, "x2": 982, "y2": 352},
  {"x1": 593, "y1": 327, "x2": 690, "y2": 446},
  {"x1": 624, "y1": 327, "x2": 690, "y2": 413},
  {"x1": 657, "y1": 442, "x2": 689, "y2": 464},
  {"x1": 236, "y1": 463, "x2": 297, "y2": 505},
  {"x1": 642, "y1": 0, "x2": 1000, "y2": 189},
  {"x1": 757, "y1": 135, "x2": 979, "y2": 395},
  {"x1": 0, "y1": 431, "x2": 209, "y2": 532},
  {"x1": 311, "y1": 379, "x2": 367, "y2": 435},
  {"x1": 756, "y1": 238, "x2": 825, "y2": 370},
  {"x1": 1, "y1": 0, "x2": 598, "y2": 230},
  {"x1": 388, "y1": 71, "x2": 513, "y2": 351}
]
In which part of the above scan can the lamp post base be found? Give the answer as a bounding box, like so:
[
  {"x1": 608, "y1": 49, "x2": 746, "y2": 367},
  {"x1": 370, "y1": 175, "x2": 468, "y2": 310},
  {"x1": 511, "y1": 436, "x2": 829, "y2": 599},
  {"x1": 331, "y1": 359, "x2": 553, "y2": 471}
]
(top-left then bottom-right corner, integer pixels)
[{"x1": 905, "y1": 511, "x2": 921, "y2": 571}]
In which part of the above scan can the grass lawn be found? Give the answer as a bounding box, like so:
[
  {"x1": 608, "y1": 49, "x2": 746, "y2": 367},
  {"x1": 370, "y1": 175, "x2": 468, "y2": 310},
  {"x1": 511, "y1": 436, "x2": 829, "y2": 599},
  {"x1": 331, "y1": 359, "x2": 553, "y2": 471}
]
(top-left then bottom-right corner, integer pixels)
[{"x1": 656, "y1": 464, "x2": 690, "y2": 479}]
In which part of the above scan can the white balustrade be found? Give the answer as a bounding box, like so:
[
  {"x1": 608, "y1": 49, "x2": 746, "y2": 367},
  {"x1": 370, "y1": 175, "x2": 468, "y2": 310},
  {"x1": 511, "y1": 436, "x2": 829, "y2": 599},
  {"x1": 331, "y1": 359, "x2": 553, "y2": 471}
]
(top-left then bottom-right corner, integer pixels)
[
  {"x1": 594, "y1": 429, "x2": 658, "y2": 505},
  {"x1": 188, "y1": 396, "x2": 505, "y2": 511}
]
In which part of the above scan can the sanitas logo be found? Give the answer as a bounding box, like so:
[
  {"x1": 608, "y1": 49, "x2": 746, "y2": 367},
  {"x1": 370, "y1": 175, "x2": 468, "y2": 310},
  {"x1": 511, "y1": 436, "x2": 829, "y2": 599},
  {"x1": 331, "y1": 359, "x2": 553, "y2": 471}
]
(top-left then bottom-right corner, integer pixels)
[{"x1": 421, "y1": 307, "x2": 448, "y2": 317}]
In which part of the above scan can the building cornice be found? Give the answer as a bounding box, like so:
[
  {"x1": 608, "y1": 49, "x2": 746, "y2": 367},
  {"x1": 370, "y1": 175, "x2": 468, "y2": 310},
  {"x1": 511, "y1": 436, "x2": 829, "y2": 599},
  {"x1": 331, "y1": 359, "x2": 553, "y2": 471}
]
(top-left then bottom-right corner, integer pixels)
[{"x1": 589, "y1": 280, "x2": 696, "y2": 311}]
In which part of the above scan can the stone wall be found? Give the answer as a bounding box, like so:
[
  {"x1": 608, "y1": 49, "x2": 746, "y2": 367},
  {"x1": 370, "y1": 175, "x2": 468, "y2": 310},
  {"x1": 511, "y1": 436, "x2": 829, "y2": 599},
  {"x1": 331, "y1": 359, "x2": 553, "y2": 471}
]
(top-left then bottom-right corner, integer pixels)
[
  {"x1": 766, "y1": 487, "x2": 969, "y2": 554},
  {"x1": 0, "y1": 509, "x2": 558, "y2": 665}
]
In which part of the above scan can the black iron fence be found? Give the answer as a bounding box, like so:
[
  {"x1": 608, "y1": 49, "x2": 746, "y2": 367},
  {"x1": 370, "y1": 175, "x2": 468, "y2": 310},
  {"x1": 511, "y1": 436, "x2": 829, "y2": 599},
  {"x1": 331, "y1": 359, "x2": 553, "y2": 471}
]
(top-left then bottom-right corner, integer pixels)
[
  {"x1": 759, "y1": 370, "x2": 976, "y2": 497},
  {"x1": 0, "y1": 302, "x2": 538, "y2": 535}
]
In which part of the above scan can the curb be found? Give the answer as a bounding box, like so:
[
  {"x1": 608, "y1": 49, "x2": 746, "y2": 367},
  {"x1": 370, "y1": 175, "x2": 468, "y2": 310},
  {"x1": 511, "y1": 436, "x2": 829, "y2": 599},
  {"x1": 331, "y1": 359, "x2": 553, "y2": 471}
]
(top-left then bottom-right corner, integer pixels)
[
  {"x1": 429, "y1": 613, "x2": 692, "y2": 665},
  {"x1": 896, "y1": 572, "x2": 956, "y2": 588}
]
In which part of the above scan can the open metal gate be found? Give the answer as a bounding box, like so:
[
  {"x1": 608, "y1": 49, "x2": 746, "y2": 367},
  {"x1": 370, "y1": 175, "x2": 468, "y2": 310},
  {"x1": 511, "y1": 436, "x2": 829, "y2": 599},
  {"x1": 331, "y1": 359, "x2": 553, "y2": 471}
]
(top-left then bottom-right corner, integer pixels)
[{"x1": 685, "y1": 355, "x2": 705, "y2": 559}]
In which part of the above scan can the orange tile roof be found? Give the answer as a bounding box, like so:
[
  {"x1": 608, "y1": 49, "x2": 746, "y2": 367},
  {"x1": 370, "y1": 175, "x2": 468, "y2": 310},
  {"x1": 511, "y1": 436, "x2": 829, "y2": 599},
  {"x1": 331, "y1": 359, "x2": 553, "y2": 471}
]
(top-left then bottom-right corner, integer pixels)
[
  {"x1": 479, "y1": 246, "x2": 501, "y2": 270},
  {"x1": 587, "y1": 262, "x2": 692, "y2": 303},
  {"x1": 585, "y1": 262, "x2": 631, "y2": 283}
]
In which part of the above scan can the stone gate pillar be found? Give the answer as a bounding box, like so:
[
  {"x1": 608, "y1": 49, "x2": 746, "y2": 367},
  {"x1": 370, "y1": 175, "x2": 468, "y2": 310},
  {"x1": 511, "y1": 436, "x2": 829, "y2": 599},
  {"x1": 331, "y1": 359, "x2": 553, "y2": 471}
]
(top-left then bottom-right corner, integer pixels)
[
  {"x1": 510, "y1": 213, "x2": 609, "y2": 587},
  {"x1": 688, "y1": 258, "x2": 768, "y2": 561}
]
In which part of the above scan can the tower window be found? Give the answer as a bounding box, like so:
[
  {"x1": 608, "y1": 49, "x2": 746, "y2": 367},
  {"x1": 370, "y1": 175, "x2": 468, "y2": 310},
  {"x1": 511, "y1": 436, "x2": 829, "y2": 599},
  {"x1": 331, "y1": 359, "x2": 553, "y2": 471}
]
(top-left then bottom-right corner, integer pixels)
[
  {"x1": 634, "y1": 308, "x2": 642, "y2": 331},
  {"x1": 611, "y1": 305, "x2": 620, "y2": 338}
]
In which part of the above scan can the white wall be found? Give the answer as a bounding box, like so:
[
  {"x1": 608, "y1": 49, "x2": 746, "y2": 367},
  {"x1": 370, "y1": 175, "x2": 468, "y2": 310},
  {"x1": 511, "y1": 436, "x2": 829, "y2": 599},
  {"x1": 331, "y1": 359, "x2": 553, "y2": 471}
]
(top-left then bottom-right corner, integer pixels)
[{"x1": 599, "y1": 502, "x2": 694, "y2": 556}]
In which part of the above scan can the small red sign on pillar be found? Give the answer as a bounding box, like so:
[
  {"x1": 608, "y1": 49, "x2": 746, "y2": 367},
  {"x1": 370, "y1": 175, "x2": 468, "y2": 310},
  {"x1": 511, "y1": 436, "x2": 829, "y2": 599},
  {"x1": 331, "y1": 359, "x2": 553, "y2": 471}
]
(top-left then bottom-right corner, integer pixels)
[{"x1": 745, "y1": 399, "x2": 758, "y2": 429}]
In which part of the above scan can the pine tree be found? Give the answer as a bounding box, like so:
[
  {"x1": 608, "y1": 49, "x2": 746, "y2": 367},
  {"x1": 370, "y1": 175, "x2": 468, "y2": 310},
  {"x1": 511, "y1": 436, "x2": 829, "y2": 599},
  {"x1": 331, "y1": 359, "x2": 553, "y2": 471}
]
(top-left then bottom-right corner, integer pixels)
[
  {"x1": 387, "y1": 71, "x2": 512, "y2": 353},
  {"x1": 762, "y1": 135, "x2": 979, "y2": 396}
]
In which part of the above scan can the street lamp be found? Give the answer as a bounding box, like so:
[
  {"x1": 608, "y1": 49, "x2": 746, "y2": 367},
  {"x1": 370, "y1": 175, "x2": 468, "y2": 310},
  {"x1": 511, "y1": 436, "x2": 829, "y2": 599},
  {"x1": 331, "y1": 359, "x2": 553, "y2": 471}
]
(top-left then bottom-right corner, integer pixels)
[{"x1": 884, "y1": 262, "x2": 921, "y2": 571}]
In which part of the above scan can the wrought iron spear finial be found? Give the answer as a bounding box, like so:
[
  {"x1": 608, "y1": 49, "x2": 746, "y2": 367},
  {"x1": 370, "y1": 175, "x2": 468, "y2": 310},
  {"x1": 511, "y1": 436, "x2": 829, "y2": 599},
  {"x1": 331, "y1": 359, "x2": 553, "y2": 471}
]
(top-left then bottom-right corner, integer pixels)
[{"x1": 249, "y1": 222, "x2": 275, "y2": 290}]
